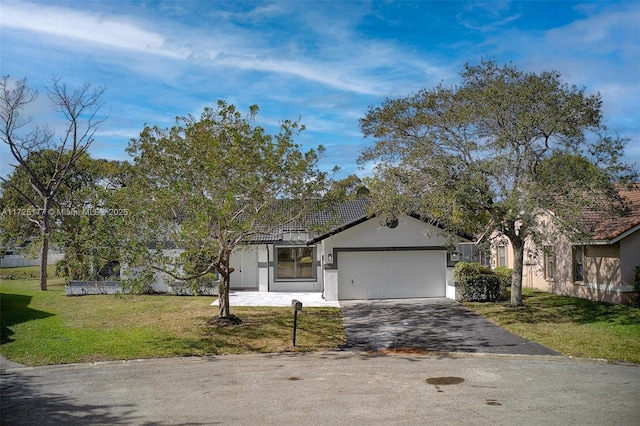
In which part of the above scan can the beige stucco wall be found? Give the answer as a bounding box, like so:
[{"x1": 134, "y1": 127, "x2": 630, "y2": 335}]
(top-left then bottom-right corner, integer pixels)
[
  {"x1": 495, "y1": 224, "x2": 638, "y2": 305},
  {"x1": 585, "y1": 244, "x2": 621, "y2": 287},
  {"x1": 620, "y1": 229, "x2": 640, "y2": 287}
]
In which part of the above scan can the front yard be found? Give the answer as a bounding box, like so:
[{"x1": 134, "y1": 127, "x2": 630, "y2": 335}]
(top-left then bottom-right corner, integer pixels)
[
  {"x1": 464, "y1": 288, "x2": 640, "y2": 364},
  {"x1": 2, "y1": 267, "x2": 639, "y2": 366},
  {"x1": 0, "y1": 267, "x2": 344, "y2": 366}
]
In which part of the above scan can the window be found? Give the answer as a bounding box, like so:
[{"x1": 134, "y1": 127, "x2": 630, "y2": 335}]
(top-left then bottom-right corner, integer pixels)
[
  {"x1": 448, "y1": 243, "x2": 490, "y2": 267},
  {"x1": 573, "y1": 245, "x2": 584, "y2": 282},
  {"x1": 497, "y1": 245, "x2": 508, "y2": 267},
  {"x1": 544, "y1": 246, "x2": 555, "y2": 280},
  {"x1": 276, "y1": 246, "x2": 315, "y2": 280}
]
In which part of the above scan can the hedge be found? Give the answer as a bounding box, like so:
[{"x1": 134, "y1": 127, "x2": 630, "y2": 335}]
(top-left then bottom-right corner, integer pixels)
[{"x1": 453, "y1": 262, "x2": 502, "y2": 302}]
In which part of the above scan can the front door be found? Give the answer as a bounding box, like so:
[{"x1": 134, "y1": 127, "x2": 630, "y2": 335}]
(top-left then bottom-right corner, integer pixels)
[{"x1": 230, "y1": 246, "x2": 258, "y2": 289}]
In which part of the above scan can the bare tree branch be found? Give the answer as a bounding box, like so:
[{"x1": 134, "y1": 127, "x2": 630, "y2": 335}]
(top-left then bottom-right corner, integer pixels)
[{"x1": 0, "y1": 75, "x2": 107, "y2": 290}]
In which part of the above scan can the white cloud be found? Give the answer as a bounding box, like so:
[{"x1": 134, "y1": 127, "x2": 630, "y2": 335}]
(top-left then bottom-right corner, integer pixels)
[
  {"x1": 1, "y1": 1, "x2": 450, "y2": 99},
  {"x1": 1, "y1": 2, "x2": 186, "y2": 59},
  {"x1": 94, "y1": 128, "x2": 140, "y2": 139}
]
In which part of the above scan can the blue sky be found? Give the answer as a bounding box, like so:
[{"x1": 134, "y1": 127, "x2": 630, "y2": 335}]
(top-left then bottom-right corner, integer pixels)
[{"x1": 1, "y1": 1, "x2": 639, "y2": 180}]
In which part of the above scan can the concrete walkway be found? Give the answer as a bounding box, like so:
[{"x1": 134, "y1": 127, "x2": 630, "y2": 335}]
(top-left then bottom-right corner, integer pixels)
[{"x1": 211, "y1": 291, "x2": 340, "y2": 307}]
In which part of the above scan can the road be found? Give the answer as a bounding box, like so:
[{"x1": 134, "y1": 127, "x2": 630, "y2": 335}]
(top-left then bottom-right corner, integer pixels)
[{"x1": 2, "y1": 351, "x2": 639, "y2": 425}]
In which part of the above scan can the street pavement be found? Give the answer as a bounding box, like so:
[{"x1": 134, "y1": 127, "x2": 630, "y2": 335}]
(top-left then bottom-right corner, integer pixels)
[{"x1": 2, "y1": 352, "x2": 639, "y2": 425}]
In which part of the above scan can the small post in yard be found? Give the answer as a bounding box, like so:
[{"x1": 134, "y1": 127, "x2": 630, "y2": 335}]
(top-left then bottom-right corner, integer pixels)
[{"x1": 291, "y1": 299, "x2": 303, "y2": 346}]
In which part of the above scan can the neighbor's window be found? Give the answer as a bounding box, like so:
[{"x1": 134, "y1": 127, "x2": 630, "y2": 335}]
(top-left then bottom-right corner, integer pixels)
[
  {"x1": 276, "y1": 246, "x2": 315, "y2": 280},
  {"x1": 544, "y1": 246, "x2": 556, "y2": 280},
  {"x1": 497, "y1": 245, "x2": 508, "y2": 267},
  {"x1": 573, "y1": 245, "x2": 584, "y2": 282}
]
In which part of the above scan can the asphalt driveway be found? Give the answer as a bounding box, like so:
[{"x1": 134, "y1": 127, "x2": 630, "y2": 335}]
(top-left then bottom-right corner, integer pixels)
[{"x1": 340, "y1": 298, "x2": 559, "y2": 356}]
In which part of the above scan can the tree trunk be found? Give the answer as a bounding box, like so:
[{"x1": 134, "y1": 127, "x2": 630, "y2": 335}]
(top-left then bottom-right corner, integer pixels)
[
  {"x1": 218, "y1": 273, "x2": 231, "y2": 318},
  {"x1": 510, "y1": 235, "x2": 525, "y2": 306},
  {"x1": 217, "y1": 249, "x2": 232, "y2": 318},
  {"x1": 39, "y1": 198, "x2": 50, "y2": 291}
]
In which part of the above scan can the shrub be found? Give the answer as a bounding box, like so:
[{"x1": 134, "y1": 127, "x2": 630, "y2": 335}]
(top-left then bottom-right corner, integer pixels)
[
  {"x1": 453, "y1": 262, "x2": 492, "y2": 281},
  {"x1": 454, "y1": 262, "x2": 501, "y2": 302},
  {"x1": 493, "y1": 266, "x2": 512, "y2": 294}
]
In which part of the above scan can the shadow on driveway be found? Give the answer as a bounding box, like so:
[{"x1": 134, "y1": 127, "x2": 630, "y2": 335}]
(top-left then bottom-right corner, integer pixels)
[{"x1": 340, "y1": 298, "x2": 559, "y2": 356}]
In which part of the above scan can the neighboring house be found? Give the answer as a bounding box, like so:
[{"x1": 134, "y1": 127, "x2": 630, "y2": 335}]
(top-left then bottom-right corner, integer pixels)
[
  {"x1": 149, "y1": 198, "x2": 476, "y2": 301},
  {"x1": 491, "y1": 188, "x2": 640, "y2": 305},
  {"x1": 0, "y1": 240, "x2": 64, "y2": 268}
]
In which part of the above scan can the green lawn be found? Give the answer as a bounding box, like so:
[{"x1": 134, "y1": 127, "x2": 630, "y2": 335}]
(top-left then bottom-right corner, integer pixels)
[
  {"x1": 1, "y1": 267, "x2": 344, "y2": 366},
  {"x1": 464, "y1": 288, "x2": 640, "y2": 364},
  {"x1": 3, "y1": 267, "x2": 640, "y2": 366}
]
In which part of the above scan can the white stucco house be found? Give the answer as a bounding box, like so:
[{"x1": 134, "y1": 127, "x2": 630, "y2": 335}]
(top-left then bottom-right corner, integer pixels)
[{"x1": 151, "y1": 198, "x2": 474, "y2": 301}]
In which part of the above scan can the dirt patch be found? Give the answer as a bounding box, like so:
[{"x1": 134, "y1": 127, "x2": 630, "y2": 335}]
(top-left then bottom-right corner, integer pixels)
[{"x1": 206, "y1": 315, "x2": 244, "y2": 327}]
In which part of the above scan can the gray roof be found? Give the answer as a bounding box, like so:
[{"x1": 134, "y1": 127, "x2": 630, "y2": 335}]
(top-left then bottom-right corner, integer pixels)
[
  {"x1": 304, "y1": 197, "x2": 372, "y2": 244},
  {"x1": 249, "y1": 197, "x2": 372, "y2": 244}
]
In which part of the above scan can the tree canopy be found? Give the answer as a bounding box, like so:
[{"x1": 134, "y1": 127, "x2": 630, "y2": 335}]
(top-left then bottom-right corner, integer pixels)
[
  {"x1": 122, "y1": 100, "x2": 332, "y2": 318},
  {"x1": 0, "y1": 151, "x2": 128, "y2": 280},
  {"x1": 1, "y1": 76, "x2": 107, "y2": 289},
  {"x1": 359, "y1": 59, "x2": 638, "y2": 306}
]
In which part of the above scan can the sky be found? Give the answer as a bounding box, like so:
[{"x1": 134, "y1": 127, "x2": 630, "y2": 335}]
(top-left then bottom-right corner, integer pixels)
[{"x1": 1, "y1": 0, "x2": 639, "y2": 180}]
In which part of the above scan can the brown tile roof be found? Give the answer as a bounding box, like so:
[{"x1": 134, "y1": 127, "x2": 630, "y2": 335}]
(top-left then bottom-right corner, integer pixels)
[{"x1": 588, "y1": 187, "x2": 640, "y2": 241}]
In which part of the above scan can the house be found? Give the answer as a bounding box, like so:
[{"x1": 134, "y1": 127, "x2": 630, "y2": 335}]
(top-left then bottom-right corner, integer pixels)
[
  {"x1": 491, "y1": 187, "x2": 640, "y2": 305},
  {"x1": 149, "y1": 198, "x2": 476, "y2": 301},
  {"x1": 0, "y1": 240, "x2": 64, "y2": 268}
]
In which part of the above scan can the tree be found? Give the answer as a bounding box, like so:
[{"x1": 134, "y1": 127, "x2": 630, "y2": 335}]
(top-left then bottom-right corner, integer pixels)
[
  {"x1": 326, "y1": 174, "x2": 370, "y2": 200},
  {"x1": 0, "y1": 76, "x2": 107, "y2": 290},
  {"x1": 123, "y1": 101, "x2": 331, "y2": 318},
  {"x1": 359, "y1": 59, "x2": 638, "y2": 306},
  {"x1": 0, "y1": 151, "x2": 127, "y2": 280},
  {"x1": 44, "y1": 154, "x2": 127, "y2": 281}
]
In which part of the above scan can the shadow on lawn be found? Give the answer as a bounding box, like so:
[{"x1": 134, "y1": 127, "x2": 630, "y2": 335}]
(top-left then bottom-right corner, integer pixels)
[{"x1": 1, "y1": 293, "x2": 55, "y2": 344}]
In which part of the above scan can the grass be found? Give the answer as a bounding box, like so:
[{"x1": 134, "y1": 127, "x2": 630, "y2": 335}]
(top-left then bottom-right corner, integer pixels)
[
  {"x1": 463, "y1": 288, "x2": 640, "y2": 364},
  {"x1": 3, "y1": 266, "x2": 640, "y2": 366},
  {"x1": 1, "y1": 266, "x2": 344, "y2": 366}
]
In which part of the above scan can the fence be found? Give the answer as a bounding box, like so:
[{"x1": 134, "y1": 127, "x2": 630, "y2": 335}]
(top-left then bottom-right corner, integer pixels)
[{"x1": 0, "y1": 253, "x2": 65, "y2": 268}]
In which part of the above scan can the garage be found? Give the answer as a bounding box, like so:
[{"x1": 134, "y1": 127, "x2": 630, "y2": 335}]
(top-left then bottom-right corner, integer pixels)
[{"x1": 338, "y1": 250, "x2": 446, "y2": 300}]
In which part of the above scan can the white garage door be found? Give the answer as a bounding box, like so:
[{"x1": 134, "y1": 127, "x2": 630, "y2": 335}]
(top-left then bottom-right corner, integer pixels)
[{"x1": 338, "y1": 251, "x2": 446, "y2": 300}]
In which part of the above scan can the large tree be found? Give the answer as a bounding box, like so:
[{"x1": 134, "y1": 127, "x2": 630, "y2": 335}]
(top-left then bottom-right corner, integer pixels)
[
  {"x1": 0, "y1": 151, "x2": 128, "y2": 280},
  {"x1": 0, "y1": 76, "x2": 107, "y2": 290},
  {"x1": 124, "y1": 101, "x2": 331, "y2": 318},
  {"x1": 359, "y1": 59, "x2": 637, "y2": 306}
]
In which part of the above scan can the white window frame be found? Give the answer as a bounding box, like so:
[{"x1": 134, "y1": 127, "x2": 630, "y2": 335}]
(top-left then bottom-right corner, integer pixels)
[{"x1": 497, "y1": 245, "x2": 508, "y2": 267}]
